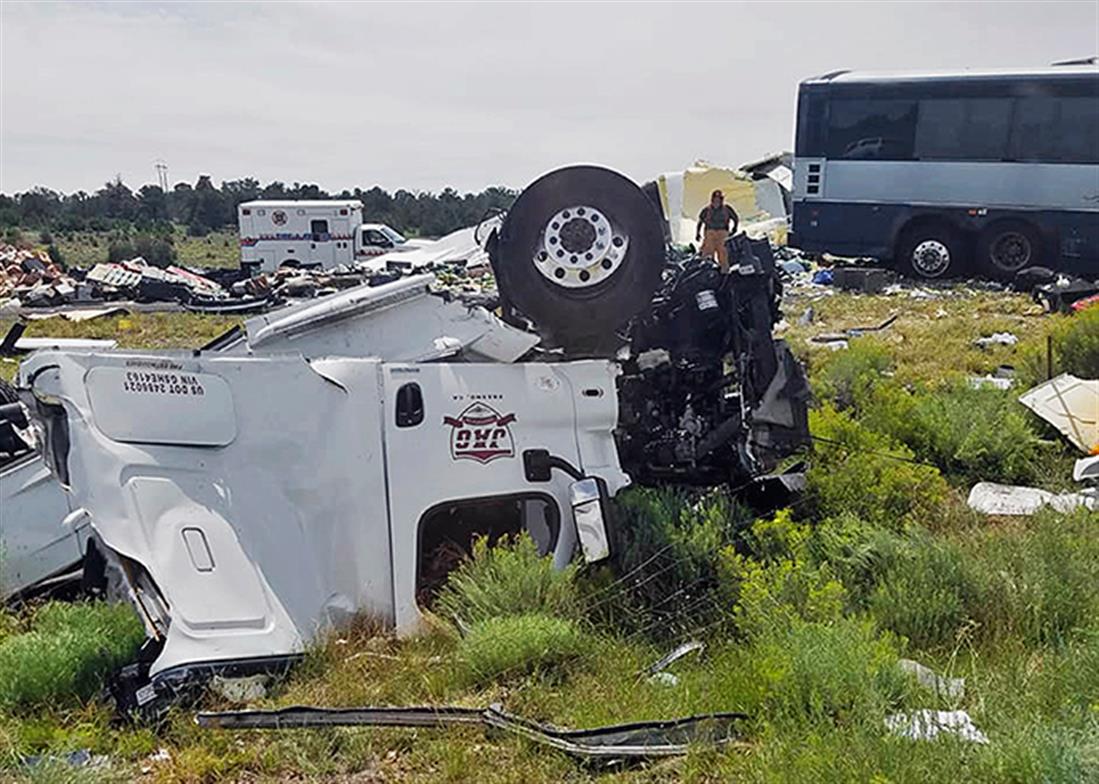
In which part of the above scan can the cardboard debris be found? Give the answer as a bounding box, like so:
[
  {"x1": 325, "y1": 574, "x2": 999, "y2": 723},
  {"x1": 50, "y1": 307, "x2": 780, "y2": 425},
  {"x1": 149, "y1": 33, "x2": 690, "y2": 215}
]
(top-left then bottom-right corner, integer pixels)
[{"x1": 1018, "y1": 374, "x2": 1099, "y2": 454}]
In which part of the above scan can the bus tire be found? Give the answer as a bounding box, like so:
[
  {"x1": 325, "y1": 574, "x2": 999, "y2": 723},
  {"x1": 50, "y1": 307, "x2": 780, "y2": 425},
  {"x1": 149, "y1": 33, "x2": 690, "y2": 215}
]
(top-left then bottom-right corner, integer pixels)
[
  {"x1": 897, "y1": 222, "x2": 964, "y2": 280},
  {"x1": 977, "y1": 220, "x2": 1043, "y2": 279},
  {"x1": 279, "y1": 259, "x2": 299, "y2": 270}
]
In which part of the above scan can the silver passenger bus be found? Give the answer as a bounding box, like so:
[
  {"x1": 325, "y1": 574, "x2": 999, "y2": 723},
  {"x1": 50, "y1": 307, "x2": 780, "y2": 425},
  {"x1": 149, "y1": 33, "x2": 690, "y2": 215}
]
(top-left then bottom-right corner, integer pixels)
[{"x1": 789, "y1": 65, "x2": 1099, "y2": 279}]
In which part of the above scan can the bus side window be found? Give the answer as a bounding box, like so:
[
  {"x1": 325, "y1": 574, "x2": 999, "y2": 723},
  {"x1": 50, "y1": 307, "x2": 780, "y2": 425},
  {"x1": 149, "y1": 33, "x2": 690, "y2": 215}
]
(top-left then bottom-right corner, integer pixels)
[
  {"x1": 827, "y1": 98, "x2": 917, "y2": 161},
  {"x1": 1012, "y1": 96, "x2": 1099, "y2": 164},
  {"x1": 916, "y1": 98, "x2": 1012, "y2": 161}
]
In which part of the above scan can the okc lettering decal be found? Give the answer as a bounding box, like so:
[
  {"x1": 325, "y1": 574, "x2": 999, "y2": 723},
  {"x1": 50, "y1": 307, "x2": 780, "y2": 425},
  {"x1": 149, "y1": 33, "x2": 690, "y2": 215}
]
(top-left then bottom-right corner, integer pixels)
[{"x1": 443, "y1": 402, "x2": 516, "y2": 464}]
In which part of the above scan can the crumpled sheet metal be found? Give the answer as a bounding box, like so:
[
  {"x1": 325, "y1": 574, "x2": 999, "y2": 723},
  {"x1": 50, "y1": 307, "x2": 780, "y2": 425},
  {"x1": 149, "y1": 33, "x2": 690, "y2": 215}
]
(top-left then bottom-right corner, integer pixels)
[{"x1": 196, "y1": 703, "x2": 750, "y2": 761}]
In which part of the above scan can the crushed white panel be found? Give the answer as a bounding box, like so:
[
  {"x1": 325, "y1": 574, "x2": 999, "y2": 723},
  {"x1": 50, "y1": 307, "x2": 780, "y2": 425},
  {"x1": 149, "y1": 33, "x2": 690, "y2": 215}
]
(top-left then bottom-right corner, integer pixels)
[
  {"x1": 885, "y1": 710, "x2": 989, "y2": 744},
  {"x1": 967, "y1": 481, "x2": 1097, "y2": 516},
  {"x1": 363, "y1": 218, "x2": 500, "y2": 272},
  {"x1": 1074, "y1": 455, "x2": 1099, "y2": 483},
  {"x1": 1019, "y1": 374, "x2": 1099, "y2": 454},
  {"x1": 241, "y1": 274, "x2": 537, "y2": 362},
  {"x1": 13, "y1": 337, "x2": 117, "y2": 352},
  {"x1": 898, "y1": 658, "x2": 965, "y2": 700}
]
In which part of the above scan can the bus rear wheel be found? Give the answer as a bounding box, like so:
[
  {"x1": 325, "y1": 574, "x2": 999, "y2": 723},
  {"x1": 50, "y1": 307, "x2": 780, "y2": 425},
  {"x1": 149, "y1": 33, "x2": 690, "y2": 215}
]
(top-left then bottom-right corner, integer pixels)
[
  {"x1": 898, "y1": 223, "x2": 964, "y2": 280},
  {"x1": 977, "y1": 221, "x2": 1042, "y2": 279}
]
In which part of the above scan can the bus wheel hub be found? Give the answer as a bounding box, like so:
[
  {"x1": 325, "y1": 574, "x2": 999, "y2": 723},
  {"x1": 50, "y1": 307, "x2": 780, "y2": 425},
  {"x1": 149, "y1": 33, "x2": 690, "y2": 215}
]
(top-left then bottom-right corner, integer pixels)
[{"x1": 912, "y1": 240, "x2": 950, "y2": 276}]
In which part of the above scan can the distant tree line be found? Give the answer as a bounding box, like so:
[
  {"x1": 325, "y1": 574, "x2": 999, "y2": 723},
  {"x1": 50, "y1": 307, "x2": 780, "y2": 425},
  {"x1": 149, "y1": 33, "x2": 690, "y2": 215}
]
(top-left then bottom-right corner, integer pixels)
[{"x1": 0, "y1": 175, "x2": 518, "y2": 239}]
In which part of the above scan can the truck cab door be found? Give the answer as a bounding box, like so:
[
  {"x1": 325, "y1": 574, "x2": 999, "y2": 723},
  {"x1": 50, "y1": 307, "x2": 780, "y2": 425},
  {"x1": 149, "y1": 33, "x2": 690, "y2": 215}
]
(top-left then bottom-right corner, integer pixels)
[{"x1": 380, "y1": 361, "x2": 623, "y2": 634}]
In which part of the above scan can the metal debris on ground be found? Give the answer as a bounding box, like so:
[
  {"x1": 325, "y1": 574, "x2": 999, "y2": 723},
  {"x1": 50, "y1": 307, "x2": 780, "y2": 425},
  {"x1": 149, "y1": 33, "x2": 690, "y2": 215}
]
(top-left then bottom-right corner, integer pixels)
[
  {"x1": 967, "y1": 481, "x2": 1096, "y2": 516},
  {"x1": 642, "y1": 640, "x2": 705, "y2": 683},
  {"x1": 885, "y1": 710, "x2": 989, "y2": 744},
  {"x1": 196, "y1": 703, "x2": 750, "y2": 762},
  {"x1": 809, "y1": 314, "x2": 898, "y2": 347}
]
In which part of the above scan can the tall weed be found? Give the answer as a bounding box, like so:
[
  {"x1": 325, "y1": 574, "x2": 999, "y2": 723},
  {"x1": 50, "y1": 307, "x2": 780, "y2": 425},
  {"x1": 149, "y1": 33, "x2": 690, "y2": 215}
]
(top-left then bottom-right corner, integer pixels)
[{"x1": 435, "y1": 534, "x2": 579, "y2": 627}]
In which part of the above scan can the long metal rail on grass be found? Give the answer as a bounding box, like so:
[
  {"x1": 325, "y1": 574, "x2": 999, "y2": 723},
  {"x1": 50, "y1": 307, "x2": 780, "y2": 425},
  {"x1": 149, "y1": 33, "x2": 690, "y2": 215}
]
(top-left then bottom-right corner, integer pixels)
[{"x1": 196, "y1": 704, "x2": 751, "y2": 762}]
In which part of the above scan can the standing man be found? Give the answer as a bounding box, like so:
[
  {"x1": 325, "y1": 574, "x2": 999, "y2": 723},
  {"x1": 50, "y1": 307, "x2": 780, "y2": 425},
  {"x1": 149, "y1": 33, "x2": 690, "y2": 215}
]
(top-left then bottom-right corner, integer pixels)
[{"x1": 695, "y1": 190, "x2": 740, "y2": 272}]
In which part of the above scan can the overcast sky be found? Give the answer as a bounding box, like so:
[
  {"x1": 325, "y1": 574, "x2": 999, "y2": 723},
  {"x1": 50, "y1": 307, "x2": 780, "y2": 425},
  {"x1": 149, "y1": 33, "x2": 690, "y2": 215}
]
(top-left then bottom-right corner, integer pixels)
[{"x1": 1, "y1": 1, "x2": 1096, "y2": 195}]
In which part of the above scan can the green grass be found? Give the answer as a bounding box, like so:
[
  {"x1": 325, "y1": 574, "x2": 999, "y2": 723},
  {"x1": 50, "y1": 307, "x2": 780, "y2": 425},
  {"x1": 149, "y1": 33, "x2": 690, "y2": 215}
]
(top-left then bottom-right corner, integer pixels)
[
  {"x1": 3, "y1": 286, "x2": 1099, "y2": 782},
  {"x1": 0, "y1": 312, "x2": 241, "y2": 382},
  {"x1": 44, "y1": 227, "x2": 240, "y2": 270},
  {"x1": 0, "y1": 603, "x2": 144, "y2": 713}
]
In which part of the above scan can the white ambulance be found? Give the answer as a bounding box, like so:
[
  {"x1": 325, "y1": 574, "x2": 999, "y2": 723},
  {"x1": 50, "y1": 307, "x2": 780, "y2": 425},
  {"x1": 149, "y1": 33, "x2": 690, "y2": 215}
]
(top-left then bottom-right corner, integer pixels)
[{"x1": 238, "y1": 200, "x2": 425, "y2": 273}]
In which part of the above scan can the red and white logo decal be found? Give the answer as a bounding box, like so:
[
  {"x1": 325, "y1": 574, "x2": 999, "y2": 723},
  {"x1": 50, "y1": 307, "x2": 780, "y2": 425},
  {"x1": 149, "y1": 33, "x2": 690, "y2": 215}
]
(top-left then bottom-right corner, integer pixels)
[{"x1": 443, "y1": 402, "x2": 516, "y2": 464}]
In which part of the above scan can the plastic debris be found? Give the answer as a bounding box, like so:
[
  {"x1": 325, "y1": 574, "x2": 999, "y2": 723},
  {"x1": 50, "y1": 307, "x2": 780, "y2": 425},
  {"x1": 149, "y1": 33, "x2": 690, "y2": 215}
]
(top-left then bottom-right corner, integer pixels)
[
  {"x1": 648, "y1": 672, "x2": 680, "y2": 687},
  {"x1": 898, "y1": 658, "x2": 965, "y2": 700},
  {"x1": 885, "y1": 710, "x2": 989, "y2": 744},
  {"x1": 974, "y1": 332, "x2": 1017, "y2": 349},
  {"x1": 967, "y1": 481, "x2": 1097, "y2": 516},
  {"x1": 1074, "y1": 455, "x2": 1099, "y2": 483},
  {"x1": 1018, "y1": 374, "x2": 1099, "y2": 454}
]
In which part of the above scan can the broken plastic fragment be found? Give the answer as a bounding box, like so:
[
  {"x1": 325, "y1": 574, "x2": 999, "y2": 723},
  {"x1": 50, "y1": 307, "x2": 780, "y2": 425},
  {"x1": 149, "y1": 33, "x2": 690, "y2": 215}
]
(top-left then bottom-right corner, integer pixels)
[
  {"x1": 898, "y1": 658, "x2": 965, "y2": 700},
  {"x1": 1018, "y1": 374, "x2": 1099, "y2": 454},
  {"x1": 967, "y1": 481, "x2": 1096, "y2": 516},
  {"x1": 885, "y1": 710, "x2": 989, "y2": 744}
]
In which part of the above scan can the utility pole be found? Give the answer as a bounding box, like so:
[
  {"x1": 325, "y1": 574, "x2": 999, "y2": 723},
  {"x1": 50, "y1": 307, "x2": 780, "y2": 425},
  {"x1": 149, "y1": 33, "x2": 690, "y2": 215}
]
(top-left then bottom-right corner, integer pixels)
[{"x1": 155, "y1": 160, "x2": 169, "y2": 192}]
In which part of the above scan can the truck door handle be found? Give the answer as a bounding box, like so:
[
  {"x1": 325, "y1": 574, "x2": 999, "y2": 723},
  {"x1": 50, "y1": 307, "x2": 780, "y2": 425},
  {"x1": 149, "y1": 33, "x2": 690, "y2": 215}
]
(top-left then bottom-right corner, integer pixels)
[{"x1": 395, "y1": 383, "x2": 424, "y2": 427}]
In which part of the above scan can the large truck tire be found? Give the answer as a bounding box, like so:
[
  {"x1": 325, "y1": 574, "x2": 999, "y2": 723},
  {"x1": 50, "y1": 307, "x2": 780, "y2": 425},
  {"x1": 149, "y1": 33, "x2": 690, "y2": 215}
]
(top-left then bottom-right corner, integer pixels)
[{"x1": 490, "y1": 166, "x2": 667, "y2": 355}]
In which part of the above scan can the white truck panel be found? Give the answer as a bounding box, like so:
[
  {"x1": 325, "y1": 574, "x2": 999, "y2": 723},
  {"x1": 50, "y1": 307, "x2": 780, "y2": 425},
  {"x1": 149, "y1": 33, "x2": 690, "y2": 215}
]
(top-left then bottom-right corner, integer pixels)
[
  {"x1": 0, "y1": 454, "x2": 79, "y2": 597},
  {"x1": 20, "y1": 348, "x2": 626, "y2": 678}
]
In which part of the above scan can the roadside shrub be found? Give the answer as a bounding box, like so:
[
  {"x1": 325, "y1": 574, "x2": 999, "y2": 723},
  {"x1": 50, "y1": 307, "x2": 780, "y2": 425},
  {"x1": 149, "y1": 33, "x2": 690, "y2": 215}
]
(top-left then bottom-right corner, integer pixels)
[
  {"x1": 435, "y1": 534, "x2": 579, "y2": 627},
  {"x1": 811, "y1": 338, "x2": 894, "y2": 410},
  {"x1": 808, "y1": 514, "x2": 907, "y2": 607},
  {"x1": 106, "y1": 234, "x2": 176, "y2": 267},
  {"x1": 457, "y1": 613, "x2": 589, "y2": 684},
  {"x1": 726, "y1": 510, "x2": 846, "y2": 639},
  {"x1": 869, "y1": 531, "x2": 985, "y2": 649},
  {"x1": 751, "y1": 616, "x2": 906, "y2": 727},
  {"x1": 808, "y1": 405, "x2": 949, "y2": 530},
  {"x1": 589, "y1": 487, "x2": 749, "y2": 639},
  {"x1": 1019, "y1": 307, "x2": 1099, "y2": 385},
  {"x1": 974, "y1": 508, "x2": 1099, "y2": 645},
  {"x1": 0, "y1": 602, "x2": 144, "y2": 711},
  {"x1": 858, "y1": 381, "x2": 1042, "y2": 485}
]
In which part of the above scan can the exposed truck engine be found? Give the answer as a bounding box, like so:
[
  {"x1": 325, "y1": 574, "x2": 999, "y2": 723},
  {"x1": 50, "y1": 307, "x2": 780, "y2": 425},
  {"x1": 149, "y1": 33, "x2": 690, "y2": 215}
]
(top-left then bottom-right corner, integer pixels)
[{"x1": 3, "y1": 165, "x2": 809, "y2": 713}]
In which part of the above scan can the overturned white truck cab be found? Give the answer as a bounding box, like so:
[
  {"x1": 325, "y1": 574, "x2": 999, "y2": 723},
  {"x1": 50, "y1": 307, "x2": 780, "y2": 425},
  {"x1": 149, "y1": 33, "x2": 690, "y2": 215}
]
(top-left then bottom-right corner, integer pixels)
[{"x1": 13, "y1": 166, "x2": 809, "y2": 712}]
